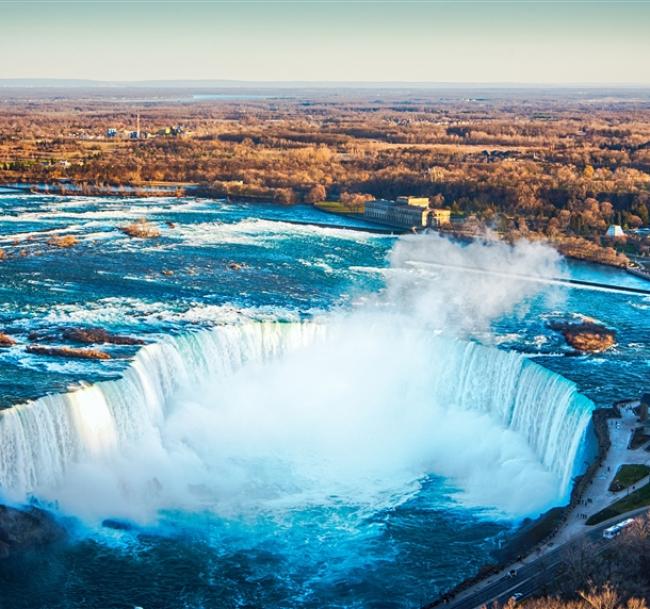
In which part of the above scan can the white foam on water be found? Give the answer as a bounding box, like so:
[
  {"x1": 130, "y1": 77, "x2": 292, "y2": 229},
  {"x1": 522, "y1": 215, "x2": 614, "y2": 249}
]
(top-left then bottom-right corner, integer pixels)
[
  {"x1": 170, "y1": 218, "x2": 376, "y2": 248},
  {"x1": 0, "y1": 318, "x2": 592, "y2": 524},
  {"x1": 0, "y1": 235, "x2": 594, "y2": 527}
]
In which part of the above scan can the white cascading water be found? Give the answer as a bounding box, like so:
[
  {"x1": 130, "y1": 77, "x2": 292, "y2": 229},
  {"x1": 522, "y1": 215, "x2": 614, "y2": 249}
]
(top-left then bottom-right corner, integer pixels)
[
  {"x1": 0, "y1": 317, "x2": 593, "y2": 523},
  {"x1": 0, "y1": 322, "x2": 325, "y2": 502}
]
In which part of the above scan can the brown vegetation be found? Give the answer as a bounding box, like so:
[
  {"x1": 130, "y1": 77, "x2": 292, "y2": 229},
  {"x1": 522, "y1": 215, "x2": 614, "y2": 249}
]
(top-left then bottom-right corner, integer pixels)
[
  {"x1": 500, "y1": 515, "x2": 650, "y2": 609},
  {"x1": 47, "y1": 234, "x2": 78, "y2": 248},
  {"x1": 553, "y1": 237, "x2": 630, "y2": 268},
  {"x1": 26, "y1": 345, "x2": 111, "y2": 360},
  {"x1": 549, "y1": 321, "x2": 617, "y2": 352},
  {"x1": 120, "y1": 218, "x2": 161, "y2": 239},
  {"x1": 1, "y1": 93, "x2": 649, "y2": 264},
  {"x1": 556, "y1": 515, "x2": 650, "y2": 602},
  {"x1": 510, "y1": 585, "x2": 648, "y2": 609}
]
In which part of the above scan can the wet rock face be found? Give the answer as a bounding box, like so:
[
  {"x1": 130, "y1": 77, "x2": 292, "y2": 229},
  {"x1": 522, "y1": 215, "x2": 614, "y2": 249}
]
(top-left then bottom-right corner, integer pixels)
[
  {"x1": 549, "y1": 321, "x2": 617, "y2": 353},
  {"x1": 0, "y1": 505, "x2": 65, "y2": 559},
  {"x1": 60, "y1": 327, "x2": 144, "y2": 346}
]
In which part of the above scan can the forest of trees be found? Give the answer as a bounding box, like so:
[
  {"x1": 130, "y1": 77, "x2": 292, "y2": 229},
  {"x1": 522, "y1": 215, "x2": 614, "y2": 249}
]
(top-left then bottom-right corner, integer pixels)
[
  {"x1": 1, "y1": 91, "x2": 649, "y2": 266},
  {"x1": 1, "y1": 90, "x2": 650, "y2": 602},
  {"x1": 512, "y1": 514, "x2": 650, "y2": 609}
]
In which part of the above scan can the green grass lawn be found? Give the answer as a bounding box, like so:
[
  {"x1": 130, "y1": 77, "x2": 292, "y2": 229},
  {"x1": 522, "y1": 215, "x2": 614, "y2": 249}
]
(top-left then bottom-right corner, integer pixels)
[
  {"x1": 608, "y1": 464, "x2": 650, "y2": 492},
  {"x1": 587, "y1": 482, "x2": 650, "y2": 525}
]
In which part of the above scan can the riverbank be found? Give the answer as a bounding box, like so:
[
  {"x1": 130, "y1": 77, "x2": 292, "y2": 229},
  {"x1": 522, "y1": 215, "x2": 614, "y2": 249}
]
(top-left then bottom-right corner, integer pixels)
[
  {"x1": 309, "y1": 205, "x2": 646, "y2": 277},
  {"x1": 627, "y1": 266, "x2": 650, "y2": 281},
  {"x1": 3, "y1": 183, "x2": 648, "y2": 278},
  {"x1": 1, "y1": 181, "x2": 198, "y2": 198},
  {"x1": 424, "y1": 398, "x2": 650, "y2": 609},
  {"x1": 422, "y1": 405, "x2": 614, "y2": 608},
  {"x1": 0, "y1": 504, "x2": 65, "y2": 559}
]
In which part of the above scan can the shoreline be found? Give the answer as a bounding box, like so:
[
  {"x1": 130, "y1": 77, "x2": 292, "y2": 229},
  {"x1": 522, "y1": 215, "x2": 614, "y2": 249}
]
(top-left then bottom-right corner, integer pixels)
[
  {"x1": 422, "y1": 404, "x2": 616, "y2": 608},
  {"x1": 0, "y1": 388, "x2": 619, "y2": 596},
  {"x1": 2, "y1": 182, "x2": 649, "y2": 279},
  {"x1": 422, "y1": 395, "x2": 650, "y2": 609},
  {"x1": 0, "y1": 291, "x2": 641, "y2": 603}
]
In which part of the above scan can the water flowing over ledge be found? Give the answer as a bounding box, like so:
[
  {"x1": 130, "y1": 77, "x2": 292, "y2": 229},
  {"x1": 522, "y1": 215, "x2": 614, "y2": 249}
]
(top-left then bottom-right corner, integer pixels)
[{"x1": 0, "y1": 320, "x2": 594, "y2": 520}]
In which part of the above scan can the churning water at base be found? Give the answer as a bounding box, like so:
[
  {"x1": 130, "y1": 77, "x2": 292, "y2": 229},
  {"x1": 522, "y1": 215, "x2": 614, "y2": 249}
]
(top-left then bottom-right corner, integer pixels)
[
  {"x1": 0, "y1": 194, "x2": 644, "y2": 608},
  {"x1": 0, "y1": 228, "x2": 597, "y2": 608},
  {"x1": 0, "y1": 319, "x2": 594, "y2": 607},
  {"x1": 0, "y1": 317, "x2": 592, "y2": 524}
]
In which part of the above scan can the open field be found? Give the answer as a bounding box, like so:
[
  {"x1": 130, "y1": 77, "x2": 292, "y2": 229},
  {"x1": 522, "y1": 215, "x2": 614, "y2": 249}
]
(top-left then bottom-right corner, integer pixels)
[
  {"x1": 588, "y1": 484, "x2": 650, "y2": 525},
  {"x1": 609, "y1": 464, "x2": 650, "y2": 491}
]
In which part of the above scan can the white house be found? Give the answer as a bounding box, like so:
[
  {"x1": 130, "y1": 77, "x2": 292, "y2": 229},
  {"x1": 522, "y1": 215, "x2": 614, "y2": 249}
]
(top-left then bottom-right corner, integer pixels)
[{"x1": 605, "y1": 224, "x2": 625, "y2": 239}]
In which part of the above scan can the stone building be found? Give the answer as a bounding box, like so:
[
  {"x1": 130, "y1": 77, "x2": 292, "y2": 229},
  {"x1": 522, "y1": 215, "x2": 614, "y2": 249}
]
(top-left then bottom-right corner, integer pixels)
[
  {"x1": 363, "y1": 198, "x2": 451, "y2": 230},
  {"x1": 364, "y1": 199, "x2": 429, "y2": 229},
  {"x1": 430, "y1": 208, "x2": 451, "y2": 227},
  {"x1": 396, "y1": 196, "x2": 430, "y2": 208}
]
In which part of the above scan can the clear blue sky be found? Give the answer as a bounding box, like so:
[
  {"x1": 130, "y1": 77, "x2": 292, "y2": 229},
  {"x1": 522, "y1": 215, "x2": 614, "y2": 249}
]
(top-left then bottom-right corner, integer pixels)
[{"x1": 1, "y1": 0, "x2": 649, "y2": 84}]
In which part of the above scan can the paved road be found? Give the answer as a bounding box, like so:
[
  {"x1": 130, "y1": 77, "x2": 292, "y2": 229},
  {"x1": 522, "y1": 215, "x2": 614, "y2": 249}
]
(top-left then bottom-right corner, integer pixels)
[
  {"x1": 424, "y1": 507, "x2": 650, "y2": 609},
  {"x1": 422, "y1": 403, "x2": 650, "y2": 609},
  {"x1": 554, "y1": 405, "x2": 649, "y2": 546}
]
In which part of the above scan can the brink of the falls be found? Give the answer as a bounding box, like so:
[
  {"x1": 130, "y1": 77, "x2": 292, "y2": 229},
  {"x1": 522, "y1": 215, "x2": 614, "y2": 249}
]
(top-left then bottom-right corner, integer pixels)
[{"x1": 0, "y1": 318, "x2": 594, "y2": 523}]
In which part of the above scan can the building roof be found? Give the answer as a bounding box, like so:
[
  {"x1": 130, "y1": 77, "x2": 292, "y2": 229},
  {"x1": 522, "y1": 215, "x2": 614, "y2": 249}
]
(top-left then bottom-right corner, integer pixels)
[{"x1": 606, "y1": 224, "x2": 625, "y2": 237}]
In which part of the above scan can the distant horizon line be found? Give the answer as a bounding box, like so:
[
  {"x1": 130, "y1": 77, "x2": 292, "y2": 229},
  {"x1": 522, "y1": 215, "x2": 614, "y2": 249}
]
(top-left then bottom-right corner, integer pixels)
[{"x1": 1, "y1": 78, "x2": 650, "y2": 89}]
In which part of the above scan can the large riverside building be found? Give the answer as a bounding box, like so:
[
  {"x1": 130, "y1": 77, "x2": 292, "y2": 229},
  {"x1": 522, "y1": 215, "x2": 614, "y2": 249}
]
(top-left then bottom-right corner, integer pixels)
[
  {"x1": 364, "y1": 199, "x2": 429, "y2": 228},
  {"x1": 396, "y1": 196, "x2": 430, "y2": 208},
  {"x1": 364, "y1": 199, "x2": 451, "y2": 230},
  {"x1": 430, "y1": 208, "x2": 452, "y2": 227}
]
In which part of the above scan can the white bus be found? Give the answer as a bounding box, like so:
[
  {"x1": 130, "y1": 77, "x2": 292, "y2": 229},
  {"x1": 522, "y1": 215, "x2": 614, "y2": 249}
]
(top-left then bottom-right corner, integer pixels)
[{"x1": 603, "y1": 518, "x2": 635, "y2": 540}]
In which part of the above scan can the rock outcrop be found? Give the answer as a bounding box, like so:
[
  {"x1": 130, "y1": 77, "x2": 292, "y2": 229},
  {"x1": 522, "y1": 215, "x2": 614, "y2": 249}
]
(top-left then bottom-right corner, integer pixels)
[
  {"x1": 549, "y1": 320, "x2": 617, "y2": 353},
  {"x1": 0, "y1": 505, "x2": 65, "y2": 559},
  {"x1": 0, "y1": 332, "x2": 16, "y2": 347},
  {"x1": 29, "y1": 327, "x2": 144, "y2": 346},
  {"x1": 26, "y1": 345, "x2": 111, "y2": 360},
  {"x1": 61, "y1": 327, "x2": 144, "y2": 346}
]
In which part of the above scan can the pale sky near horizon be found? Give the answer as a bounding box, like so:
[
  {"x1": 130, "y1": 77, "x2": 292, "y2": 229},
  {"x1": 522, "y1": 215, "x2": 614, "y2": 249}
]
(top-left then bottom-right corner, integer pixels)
[{"x1": 1, "y1": 0, "x2": 650, "y2": 84}]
